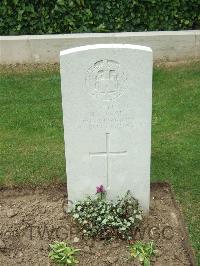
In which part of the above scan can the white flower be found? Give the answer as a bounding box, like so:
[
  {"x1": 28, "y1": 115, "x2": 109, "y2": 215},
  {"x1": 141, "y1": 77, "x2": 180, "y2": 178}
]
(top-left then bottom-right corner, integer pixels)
[
  {"x1": 136, "y1": 214, "x2": 142, "y2": 220},
  {"x1": 73, "y1": 213, "x2": 79, "y2": 219},
  {"x1": 77, "y1": 206, "x2": 82, "y2": 211}
]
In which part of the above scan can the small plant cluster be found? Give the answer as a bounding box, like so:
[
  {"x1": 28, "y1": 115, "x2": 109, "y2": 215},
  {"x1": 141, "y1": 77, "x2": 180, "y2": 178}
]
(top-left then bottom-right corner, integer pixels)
[
  {"x1": 72, "y1": 185, "x2": 143, "y2": 240},
  {"x1": 49, "y1": 241, "x2": 80, "y2": 265},
  {"x1": 129, "y1": 241, "x2": 156, "y2": 266}
]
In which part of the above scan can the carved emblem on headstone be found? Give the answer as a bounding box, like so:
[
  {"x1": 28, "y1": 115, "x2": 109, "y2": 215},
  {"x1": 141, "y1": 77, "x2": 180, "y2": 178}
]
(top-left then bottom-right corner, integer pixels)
[{"x1": 86, "y1": 59, "x2": 127, "y2": 101}]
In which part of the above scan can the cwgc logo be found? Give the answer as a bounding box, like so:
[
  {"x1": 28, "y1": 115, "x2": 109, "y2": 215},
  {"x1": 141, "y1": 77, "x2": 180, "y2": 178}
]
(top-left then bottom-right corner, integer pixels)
[{"x1": 86, "y1": 59, "x2": 127, "y2": 102}]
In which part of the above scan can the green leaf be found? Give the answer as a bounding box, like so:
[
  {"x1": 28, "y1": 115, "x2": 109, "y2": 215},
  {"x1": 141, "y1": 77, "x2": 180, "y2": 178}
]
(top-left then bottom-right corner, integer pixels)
[{"x1": 57, "y1": 0, "x2": 65, "y2": 5}]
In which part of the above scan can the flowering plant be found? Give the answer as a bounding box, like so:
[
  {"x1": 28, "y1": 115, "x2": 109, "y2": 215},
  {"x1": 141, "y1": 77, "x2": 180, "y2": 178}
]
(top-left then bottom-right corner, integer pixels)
[
  {"x1": 72, "y1": 189, "x2": 143, "y2": 240},
  {"x1": 96, "y1": 184, "x2": 106, "y2": 200}
]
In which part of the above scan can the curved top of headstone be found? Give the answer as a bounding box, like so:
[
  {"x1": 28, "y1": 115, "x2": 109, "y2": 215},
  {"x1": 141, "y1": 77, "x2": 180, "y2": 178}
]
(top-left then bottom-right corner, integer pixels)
[{"x1": 60, "y1": 44, "x2": 152, "y2": 56}]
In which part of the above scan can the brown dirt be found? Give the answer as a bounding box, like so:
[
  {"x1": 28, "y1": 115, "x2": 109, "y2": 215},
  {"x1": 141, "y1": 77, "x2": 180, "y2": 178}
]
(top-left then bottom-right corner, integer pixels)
[
  {"x1": 0, "y1": 183, "x2": 195, "y2": 266},
  {"x1": 154, "y1": 59, "x2": 200, "y2": 69},
  {"x1": 1, "y1": 59, "x2": 200, "y2": 74}
]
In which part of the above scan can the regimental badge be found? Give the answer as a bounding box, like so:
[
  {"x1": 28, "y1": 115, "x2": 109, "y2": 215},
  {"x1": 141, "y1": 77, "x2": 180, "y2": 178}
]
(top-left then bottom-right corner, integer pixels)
[{"x1": 86, "y1": 59, "x2": 127, "y2": 102}]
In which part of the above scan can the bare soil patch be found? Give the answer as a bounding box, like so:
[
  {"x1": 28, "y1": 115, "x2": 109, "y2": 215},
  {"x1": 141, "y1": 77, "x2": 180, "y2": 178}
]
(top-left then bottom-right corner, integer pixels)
[
  {"x1": 1, "y1": 59, "x2": 200, "y2": 74},
  {"x1": 0, "y1": 183, "x2": 195, "y2": 265}
]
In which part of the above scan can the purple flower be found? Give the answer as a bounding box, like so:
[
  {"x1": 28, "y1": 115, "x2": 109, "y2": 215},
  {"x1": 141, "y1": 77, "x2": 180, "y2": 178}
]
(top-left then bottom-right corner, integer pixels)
[{"x1": 96, "y1": 185, "x2": 105, "y2": 194}]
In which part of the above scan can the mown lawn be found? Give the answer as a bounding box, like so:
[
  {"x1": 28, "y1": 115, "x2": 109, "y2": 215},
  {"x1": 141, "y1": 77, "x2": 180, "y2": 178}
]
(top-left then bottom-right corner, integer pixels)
[{"x1": 0, "y1": 62, "x2": 200, "y2": 262}]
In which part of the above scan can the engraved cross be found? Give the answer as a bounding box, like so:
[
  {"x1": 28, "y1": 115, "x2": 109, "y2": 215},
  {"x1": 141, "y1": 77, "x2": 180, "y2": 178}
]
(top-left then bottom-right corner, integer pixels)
[{"x1": 89, "y1": 133, "x2": 127, "y2": 189}]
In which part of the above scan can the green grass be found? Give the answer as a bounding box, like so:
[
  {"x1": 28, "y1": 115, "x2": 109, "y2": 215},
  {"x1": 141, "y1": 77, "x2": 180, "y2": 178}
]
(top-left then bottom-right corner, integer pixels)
[
  {"x1": 0, "y1": 62, "x2": 200, "y2": 262},
  {"x1": 152, "y1": 62, "x2": 200, "y2": 264},
  {"x1": 0, "y1": 67, "x2": 65, "y2": 185}
]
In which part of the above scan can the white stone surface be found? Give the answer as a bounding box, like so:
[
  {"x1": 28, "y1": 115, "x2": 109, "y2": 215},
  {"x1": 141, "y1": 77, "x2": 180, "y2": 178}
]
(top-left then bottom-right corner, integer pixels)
[
  {"x1": 60, "y1": 44, "x2": 152, "y2": 212},
  {"x1": 0, "y1": 31, "x2": 199, "y2": 64}
]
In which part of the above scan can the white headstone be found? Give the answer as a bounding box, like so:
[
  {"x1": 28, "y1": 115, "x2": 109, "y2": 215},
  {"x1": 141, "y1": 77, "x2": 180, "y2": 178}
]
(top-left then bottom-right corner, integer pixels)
[{"x1": 60, "y1": 44, "x2": 152, "y2": 212}]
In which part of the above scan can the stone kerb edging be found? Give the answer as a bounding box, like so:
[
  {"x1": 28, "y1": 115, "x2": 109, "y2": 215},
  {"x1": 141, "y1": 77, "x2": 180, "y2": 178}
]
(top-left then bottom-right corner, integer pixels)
[{"x1": 0, "y1": 30, "x2": 200, "y2": 64}]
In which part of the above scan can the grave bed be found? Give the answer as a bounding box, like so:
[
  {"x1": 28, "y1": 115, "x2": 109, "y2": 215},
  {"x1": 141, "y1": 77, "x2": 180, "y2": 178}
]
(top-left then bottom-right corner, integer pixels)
[{"x1": 0, "y1": 183, "x2": 195, "y2": 265}]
